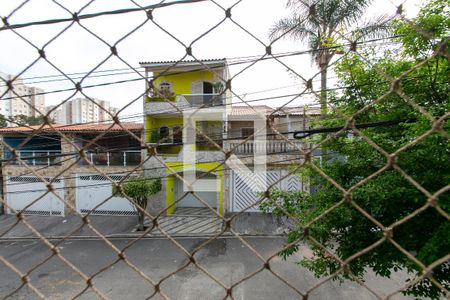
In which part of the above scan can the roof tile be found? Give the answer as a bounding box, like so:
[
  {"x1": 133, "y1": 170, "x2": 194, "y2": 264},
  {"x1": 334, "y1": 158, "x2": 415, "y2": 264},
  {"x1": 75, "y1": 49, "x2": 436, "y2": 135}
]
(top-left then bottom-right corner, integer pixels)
[{"x1": 0, "y1": 122, "x2": 143, "y2": 133}]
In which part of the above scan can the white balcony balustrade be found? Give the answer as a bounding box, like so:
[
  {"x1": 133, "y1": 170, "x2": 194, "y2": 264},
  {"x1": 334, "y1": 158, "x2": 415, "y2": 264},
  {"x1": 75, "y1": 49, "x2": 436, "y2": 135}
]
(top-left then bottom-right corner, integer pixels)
[
  {"x1": 144, "y1": 94, "x2": 225, "y2": 115},
  {"x1": 8, "y1": 150, "x2": 62, "y2": 166},
  {"x1": 80, "y1": 151, "x2": 141, "y2": 167},
  {"x1": 224, "y1": 140, "x2": 306, "y2": 155}
]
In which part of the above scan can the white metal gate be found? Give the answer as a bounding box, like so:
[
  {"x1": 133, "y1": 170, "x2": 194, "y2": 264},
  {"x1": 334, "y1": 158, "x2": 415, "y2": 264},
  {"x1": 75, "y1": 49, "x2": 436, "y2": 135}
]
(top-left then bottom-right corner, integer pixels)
[
  {"x1": 6, "y1": 176, "x2": 65, "y2": 216},
  {"x1": 76, "y1": 174, "x2": 137, "y2": 216},
  {"x1": 175, "y1": 174, "x2": 218, "y2": 208},
  {"x1": 231, "y1": 170, "x2": 302, "y2": 212}
]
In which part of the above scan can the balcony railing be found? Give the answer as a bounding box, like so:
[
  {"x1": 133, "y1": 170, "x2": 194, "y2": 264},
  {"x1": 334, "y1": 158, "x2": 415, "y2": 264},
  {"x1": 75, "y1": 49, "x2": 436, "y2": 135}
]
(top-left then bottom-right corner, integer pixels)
[
  {"x1": 80, "y1": 151, "x2": 141, "y2": 167},
  {"x1": 4, "y1": 150, "x2": 62, "y2": 166},
  {"x1": 224, "y1": 140, "x2": 306, "y2": 155},
  {"x1": 145, "y1": 94, "x2": 225, "y2": 115},
  {"x1": 3, "y1": 150, "x2": 142, "y2": 167},
  {"x1": 182, "y1": 93, "x2": 224, "y2": 107}
]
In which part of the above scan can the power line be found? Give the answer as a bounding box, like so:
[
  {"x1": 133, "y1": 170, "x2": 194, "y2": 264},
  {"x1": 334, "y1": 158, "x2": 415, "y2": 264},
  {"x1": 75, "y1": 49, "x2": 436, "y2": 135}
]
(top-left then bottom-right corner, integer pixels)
[
  {"x1": 1, "y1": 67, "x2": 144, "y2": 83},
  {"x1": 1, "y1": 67, "x2": 429, "y2": 135},
  {"x1": 293, "y1": 118, "x2": 417, "y2": 139},
  {"x1": 0, "y1": 37, "x2": 396, "y2": 88},
  {"x1": 0, "y1": 69, "x2": 144, "y2": 87},
  {"x1": 0, "y1": 0, "x2": 210, "y2": 31},
  {"x1": 1, "y1": 68, "x2": 435, "y2": 153},
  {"x1": 3, "y1": 151, "x2": 312, "y2": 194},
  {"x1": 0, "y1": 36, "x2": 402, "y2": 101},
  {"x1": 1, "y1": 117, "x2": 414, "y2": 169},
  {"x1": 1, "y1": 116, "x2": 419, "y2": 193},
  {"x1": 0, "y1": 69, "x2": 439, "y2": 163}
]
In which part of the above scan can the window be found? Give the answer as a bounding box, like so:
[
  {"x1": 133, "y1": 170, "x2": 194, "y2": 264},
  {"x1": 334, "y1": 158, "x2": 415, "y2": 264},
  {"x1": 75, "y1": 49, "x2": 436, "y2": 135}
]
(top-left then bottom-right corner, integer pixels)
[
  {"x1": 159, "y1": 126, "x2": 171, "y2": 143},
  {"x1": 241, "y1": 127, "x2": 254, "y2": 139},
  {"x1": 173, "y1": 126, "x2": 182, "y2": 144},
  {"x1": 159, "y1": 82, "x2": 172, "y2": 93},
  {"x1": 203, "y1": 82, "x2": 214, "y2": 106}
]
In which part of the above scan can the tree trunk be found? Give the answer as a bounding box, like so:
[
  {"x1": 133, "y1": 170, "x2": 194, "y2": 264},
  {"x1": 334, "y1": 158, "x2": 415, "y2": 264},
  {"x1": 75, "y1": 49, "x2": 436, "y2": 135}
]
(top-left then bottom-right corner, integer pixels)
[
  {"x1": 138, "y1": 211, "x2": 145, "y2": 231},
  {"x1": 320, "y1": 63, "x2": 328, "y2": 116},
  {"x1": 136, "y1": 198, "x2": 147, "y2": 231}
]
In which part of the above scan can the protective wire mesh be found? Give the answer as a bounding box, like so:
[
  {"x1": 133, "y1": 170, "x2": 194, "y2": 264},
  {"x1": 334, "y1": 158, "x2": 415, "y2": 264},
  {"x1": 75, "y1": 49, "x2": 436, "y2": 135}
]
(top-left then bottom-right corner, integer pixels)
[{"x1": 0, "y1": 0, "x2": 449, "y2": 299}]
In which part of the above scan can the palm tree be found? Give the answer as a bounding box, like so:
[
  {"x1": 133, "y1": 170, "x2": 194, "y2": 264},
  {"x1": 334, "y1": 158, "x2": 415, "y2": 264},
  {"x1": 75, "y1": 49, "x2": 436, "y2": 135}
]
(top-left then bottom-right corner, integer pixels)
[{"x1": 270, "y1": 0, "x2": 391, "y2": 114}]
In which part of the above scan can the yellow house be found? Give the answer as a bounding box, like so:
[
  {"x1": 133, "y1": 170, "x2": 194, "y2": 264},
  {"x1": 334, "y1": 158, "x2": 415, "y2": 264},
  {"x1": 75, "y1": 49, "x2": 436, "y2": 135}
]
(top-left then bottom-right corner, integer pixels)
[{"x1": 140, "y1": 59, "x2": 230, "y2": 216}]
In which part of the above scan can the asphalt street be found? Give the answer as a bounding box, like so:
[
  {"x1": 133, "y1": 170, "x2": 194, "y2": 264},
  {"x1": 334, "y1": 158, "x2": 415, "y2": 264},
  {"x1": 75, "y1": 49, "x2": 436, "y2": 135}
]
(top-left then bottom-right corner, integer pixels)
[{"x1": 0, "y1": 237, "x2": 413, "y2": 300}]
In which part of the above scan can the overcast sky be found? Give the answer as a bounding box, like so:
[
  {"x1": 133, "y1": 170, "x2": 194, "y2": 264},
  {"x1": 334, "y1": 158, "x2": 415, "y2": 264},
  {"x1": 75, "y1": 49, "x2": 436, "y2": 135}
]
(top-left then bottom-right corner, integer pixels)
[{"x1": 0, "y1": 0, "x2": 422, "y2": 121}]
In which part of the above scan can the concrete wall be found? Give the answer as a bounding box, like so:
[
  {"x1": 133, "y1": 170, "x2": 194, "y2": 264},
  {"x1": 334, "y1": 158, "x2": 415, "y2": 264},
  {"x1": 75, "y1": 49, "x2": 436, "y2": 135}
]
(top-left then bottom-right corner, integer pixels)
[{"x1": 1, "y1": 164, "x2": 143, "y2": 216}]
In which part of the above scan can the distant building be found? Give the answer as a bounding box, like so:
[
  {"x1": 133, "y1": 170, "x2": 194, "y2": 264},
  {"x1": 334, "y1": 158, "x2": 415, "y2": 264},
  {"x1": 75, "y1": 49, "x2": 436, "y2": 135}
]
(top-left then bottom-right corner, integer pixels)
[
  {"x1": 0, "y1": 72, "x2": 45, "y2": 119},
  {"x1": 45, "y1": 105, "x2": 63, "y2": 123},
  {"x1": 47, "y1": 98, "x2": 118, "y2": 124}
]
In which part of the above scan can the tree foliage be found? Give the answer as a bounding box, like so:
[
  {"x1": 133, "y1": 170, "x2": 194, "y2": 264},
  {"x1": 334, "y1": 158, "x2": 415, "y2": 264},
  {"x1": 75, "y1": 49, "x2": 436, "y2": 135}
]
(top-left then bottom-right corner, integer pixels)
[
  {"x1": 12, "y1": 114, "x2": 51, "y2": 126},
  {"x1": 0, "y1": 114, "x2": 7, "y2": 128},
  {"x1": 113, "y1": 177, "x2": 162, "y2": 231},
  {"x1": 270, "y1": 0, "x2": 390, "y2": 113},
  {"x1": 262, "y1": 1, "x2": 449, "y2": 298}
]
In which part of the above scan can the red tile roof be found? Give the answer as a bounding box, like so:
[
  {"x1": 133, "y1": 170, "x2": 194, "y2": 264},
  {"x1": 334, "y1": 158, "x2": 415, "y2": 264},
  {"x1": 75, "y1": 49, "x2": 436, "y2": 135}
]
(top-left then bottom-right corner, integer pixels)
[
  {"x1": 229, "y1": 105, "x2": 274, "y2": 116},
  {"x1": 273, "y1": 106, "x2": 322, "y2": 116},
  {"x1": 0, "y1": 122, "x2": 143, "y2": 134},
  {"x1": 230, "y1": 105, "x2": 321, "y2": 117}
]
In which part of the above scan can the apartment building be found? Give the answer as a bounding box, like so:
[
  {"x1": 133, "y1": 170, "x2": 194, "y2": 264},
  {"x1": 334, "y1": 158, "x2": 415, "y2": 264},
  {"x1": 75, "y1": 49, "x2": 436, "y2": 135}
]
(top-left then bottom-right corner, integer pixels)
[
  {"x1": 45, "y1": 105, "x2": 63, "y2": 123},
  {"x1": 0, "y1": 71, "x2": 45, "y2": 119},
  {"x1": 47, "y1": 98, "x2": 118, "y2": 124}
]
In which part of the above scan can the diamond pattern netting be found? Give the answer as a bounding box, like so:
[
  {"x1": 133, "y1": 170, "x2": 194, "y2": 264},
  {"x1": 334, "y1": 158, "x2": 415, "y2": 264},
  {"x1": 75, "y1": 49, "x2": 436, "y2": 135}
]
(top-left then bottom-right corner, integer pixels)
[{"x1": 0, "y1": 0, "x2": 449, "y2": 299}]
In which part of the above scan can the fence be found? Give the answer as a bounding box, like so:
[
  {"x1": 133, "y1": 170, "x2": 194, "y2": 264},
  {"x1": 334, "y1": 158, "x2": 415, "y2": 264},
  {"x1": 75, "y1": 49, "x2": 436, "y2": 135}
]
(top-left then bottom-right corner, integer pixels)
[
  {"x1": 224, "y1": 140, "x2": 306, "y2": 155},
  {"x1": 0, "y1": 0, "x2": 449, "y2": 299},
  {"x1": 6, "y1": 150, "x2": 62, "y2": 166},
  {"x1": 80, "y1": 150, "x2": 142, "y2": 167}
]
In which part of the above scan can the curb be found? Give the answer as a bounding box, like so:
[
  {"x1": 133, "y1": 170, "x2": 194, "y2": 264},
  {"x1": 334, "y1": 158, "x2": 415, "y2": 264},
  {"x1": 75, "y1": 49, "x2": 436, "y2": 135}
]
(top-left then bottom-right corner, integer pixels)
[{"x1": 0, "y1": 232, "x2": 286, "y2": 241}]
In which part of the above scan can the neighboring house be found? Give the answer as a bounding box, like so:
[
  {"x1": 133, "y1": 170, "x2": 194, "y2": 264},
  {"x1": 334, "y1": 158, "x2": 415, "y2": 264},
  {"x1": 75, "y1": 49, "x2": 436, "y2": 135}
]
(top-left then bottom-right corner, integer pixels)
[
  {"x1": 140, "y1": 59, "x2": 231, "y2": 216},
  {"x1": 224, "y1": 105, "x2": 320, "y2": 212},
  {"x1": 139, "y1": 58, "x2": 319, "y2": 216},
  {"x1": 0, "y1": 122, "x2": 144, "y2": 216}
]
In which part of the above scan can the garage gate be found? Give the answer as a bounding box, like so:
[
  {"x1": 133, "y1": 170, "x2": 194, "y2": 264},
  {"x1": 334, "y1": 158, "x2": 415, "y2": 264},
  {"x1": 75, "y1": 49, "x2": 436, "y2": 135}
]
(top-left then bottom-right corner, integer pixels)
[
  {"x1": 230, "y1": 170, "x2": 303, "y2": 212},
  {"x1": 6, "y1": 176, "x2": 65, "y2": 216},
  {"x1": 76, "y1": 174, "x2": 137, "y2": 216}
]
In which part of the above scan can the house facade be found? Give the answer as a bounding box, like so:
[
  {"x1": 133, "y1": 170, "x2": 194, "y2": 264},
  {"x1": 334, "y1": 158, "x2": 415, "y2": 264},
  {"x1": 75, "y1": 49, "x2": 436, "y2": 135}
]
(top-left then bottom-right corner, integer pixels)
[
  {"x1": 223, "y1": 105, "x2": 319, "y2": 212},
  {"x1": 140, "y1": 59, "x2": 319, "y2": 216},
  {"x1": 0, "y1": 123, "x2": 144, "y2": 216},
  {"x1": 140, "y1": 59, "x2": 231, "y2": 216}
]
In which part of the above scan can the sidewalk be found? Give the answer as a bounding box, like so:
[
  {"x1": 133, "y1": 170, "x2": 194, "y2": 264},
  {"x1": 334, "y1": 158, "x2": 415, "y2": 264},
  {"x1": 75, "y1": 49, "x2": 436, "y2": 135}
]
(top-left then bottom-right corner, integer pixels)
[{"x1": 0, "y1": 212, "x2": 287, "y2": 239}]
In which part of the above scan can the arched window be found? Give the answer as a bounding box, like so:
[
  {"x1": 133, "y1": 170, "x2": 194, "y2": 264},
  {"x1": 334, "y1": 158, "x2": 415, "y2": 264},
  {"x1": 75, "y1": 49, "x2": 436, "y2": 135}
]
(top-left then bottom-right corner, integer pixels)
[
  {"x1": 159, "y1": 126, "x2": 170, "y2": 143},
  {"x1": 173, "y1": 126, "x2": 182, "y2": 144}
]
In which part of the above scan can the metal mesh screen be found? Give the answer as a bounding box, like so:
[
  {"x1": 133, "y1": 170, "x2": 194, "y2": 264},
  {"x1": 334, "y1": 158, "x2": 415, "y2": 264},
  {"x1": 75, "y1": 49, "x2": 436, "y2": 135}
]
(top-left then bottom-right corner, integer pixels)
[{"x1": 0, "y1": 0, "x2": 448, "y2": 299}]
